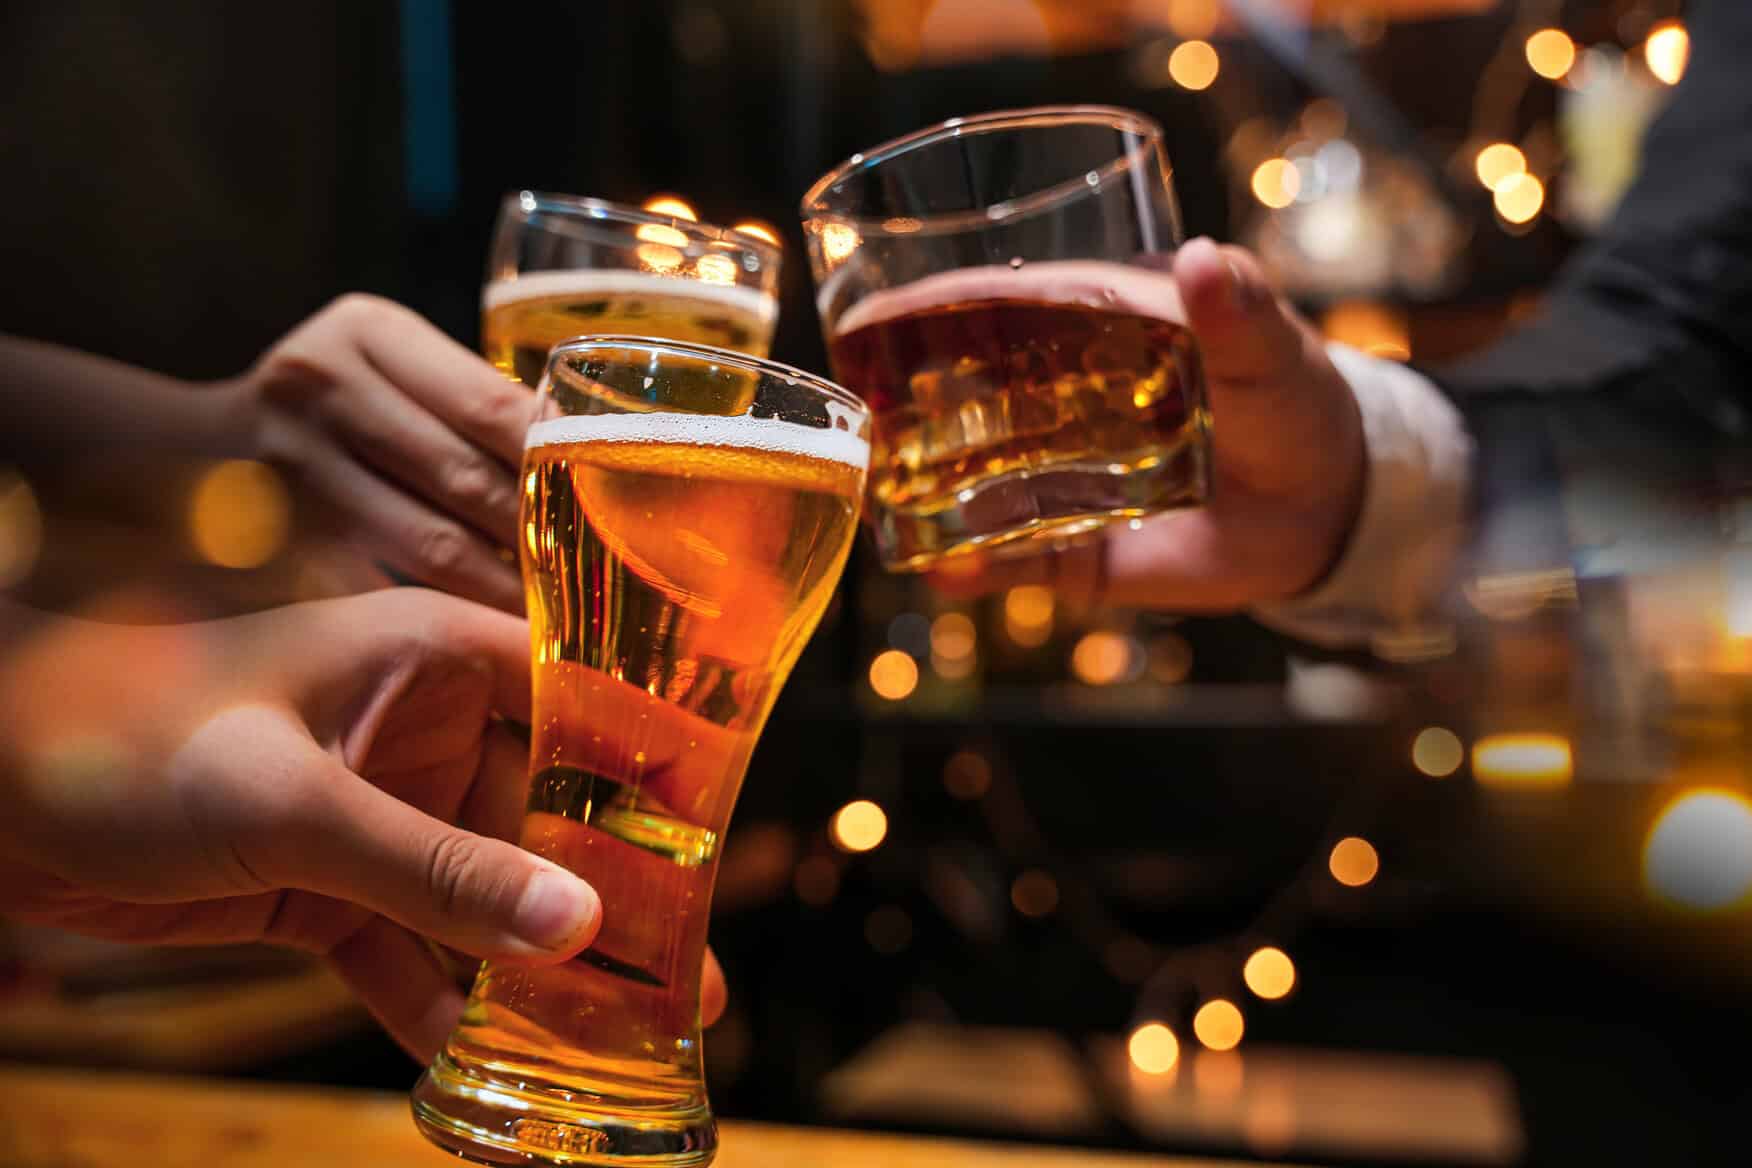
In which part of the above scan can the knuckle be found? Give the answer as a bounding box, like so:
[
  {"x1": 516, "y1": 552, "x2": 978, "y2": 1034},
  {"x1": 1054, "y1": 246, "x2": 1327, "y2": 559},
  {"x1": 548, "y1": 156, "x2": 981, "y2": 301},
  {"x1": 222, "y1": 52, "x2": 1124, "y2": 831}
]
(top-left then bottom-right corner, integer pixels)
[
  {"x1": 424, "y1": 831, "x2": 483, "y2": 920},
  {"x1": 466, "y1": 384, "x2": 536, "y2": 442},
  {"x1": 442, "y1": 455, "x2": 495, "y2": 508},
  {"x1": 331, "y1": 291, "x2": 399, "y2": 330},
  {"x1": 414, "y1": 522, "x2": 472, "y2": 577}
]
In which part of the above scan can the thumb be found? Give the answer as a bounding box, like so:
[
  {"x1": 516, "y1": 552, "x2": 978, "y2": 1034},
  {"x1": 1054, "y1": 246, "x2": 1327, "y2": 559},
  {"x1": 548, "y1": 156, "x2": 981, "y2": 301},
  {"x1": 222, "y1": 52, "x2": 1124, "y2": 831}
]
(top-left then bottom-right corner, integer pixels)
[
  {"x1": 1173, "y1": 237, "x2": 1311, "y2": 389},
  {"x1": 261, "y1": 746, "x2": 601, "y2": 963}
]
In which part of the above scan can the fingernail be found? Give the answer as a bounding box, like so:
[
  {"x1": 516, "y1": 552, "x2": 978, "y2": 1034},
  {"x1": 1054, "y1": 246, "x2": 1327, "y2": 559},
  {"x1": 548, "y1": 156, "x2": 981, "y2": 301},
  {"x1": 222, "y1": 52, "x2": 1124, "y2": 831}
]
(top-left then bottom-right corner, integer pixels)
[
  {"x1": 512, "y1": 870, "x2": 599, "y2": 950},
  {"x1": 1223, "y1": 256, "x2": 1264, "y2": 313}
]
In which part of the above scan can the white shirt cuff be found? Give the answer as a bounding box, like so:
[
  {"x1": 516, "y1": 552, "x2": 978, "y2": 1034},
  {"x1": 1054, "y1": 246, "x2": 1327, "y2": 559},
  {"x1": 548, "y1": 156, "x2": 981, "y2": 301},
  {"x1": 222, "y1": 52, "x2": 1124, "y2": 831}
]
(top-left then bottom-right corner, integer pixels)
[{"x1": 1252, "y1": 343, "x2": 1474, "y2": 658}]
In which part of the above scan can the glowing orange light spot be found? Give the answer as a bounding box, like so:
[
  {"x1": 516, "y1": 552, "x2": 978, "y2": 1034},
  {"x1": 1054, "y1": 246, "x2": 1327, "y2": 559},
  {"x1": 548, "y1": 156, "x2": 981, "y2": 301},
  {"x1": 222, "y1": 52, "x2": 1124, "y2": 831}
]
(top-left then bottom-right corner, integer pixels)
[
  {"x1": 1472, "y1": 733, "x2": 1572, "y2": 788},
  {"x1": 1329, "y1": 837, "x2": 1379, "y2": 887},
  {"x1": 1003, "y1": 585, "x2": 1054, "y2": 648},
  {"x1": 1645, "y1": 22, "x2": 1688, "y2": 86},
  {"x1": 831, "y1": 800, "x2": 888, "y2": 853},
  {"x1": 1193, "y1": 999, "x2": 1245, "y2": 1051},
  {"x1": 1494, "y1": 172, "x2": 1545, "y2": 225},
  {"x1": 1251, "y1": 158, "x2": 1299, "y2": 209},
  {"x1": 1524, "y1": 28, "x2": 1576, "y2": 80},
  {"x1": 642, "y1": 195, "x2": 697, "y2": 221},
  {"x1": 1071, "y1": 632, "x2": 1137, "y2": 686},
  {"x1": 1128, "y1": 1022, "x2": 1180, "y2": 1074},
  {"x1": 1168, "y1": 40, "x2": 1219, "y2": 91},
  {"x1": 1474, "y1": 142, "x2": 1527, "y2": 192},
  {"x1": 821, "y1": 222, "x2": 860, "y2": 263},
  {"x1": 188, "y1": 460, "x2": 290, "y2": 569},
  {"x1": 1243, "y1": 946, "x2": 1296, "y2": 1000},
  {"x1": 730, "y1": 220, "x2": 780, "y2": 246},
  {"x1": 867, "y1": 649, "x2": 919, "y2": 700},
  {"x1": 693, "y1": 253, "x2": 738, "y2": 286}
]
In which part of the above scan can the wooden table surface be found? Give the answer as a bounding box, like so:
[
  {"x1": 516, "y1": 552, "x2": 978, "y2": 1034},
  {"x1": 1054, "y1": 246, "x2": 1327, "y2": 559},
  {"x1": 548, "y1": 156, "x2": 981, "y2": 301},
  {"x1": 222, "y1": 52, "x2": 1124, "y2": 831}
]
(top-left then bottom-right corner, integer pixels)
[{"x1": 0, "y1": 1063, "x2": 1284, "y2": 1168}]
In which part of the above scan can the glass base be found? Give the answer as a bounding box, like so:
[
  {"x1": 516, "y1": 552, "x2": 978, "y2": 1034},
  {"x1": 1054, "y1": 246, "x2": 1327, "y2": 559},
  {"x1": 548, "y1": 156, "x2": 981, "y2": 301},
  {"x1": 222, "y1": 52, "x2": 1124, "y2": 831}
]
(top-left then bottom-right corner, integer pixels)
[
  {"x1": 874, "y1": 435, "x2": 1208, "y2": 572},
  {"x1": 411, "y1": 1054, "x2": 717, "y2": 1167}
]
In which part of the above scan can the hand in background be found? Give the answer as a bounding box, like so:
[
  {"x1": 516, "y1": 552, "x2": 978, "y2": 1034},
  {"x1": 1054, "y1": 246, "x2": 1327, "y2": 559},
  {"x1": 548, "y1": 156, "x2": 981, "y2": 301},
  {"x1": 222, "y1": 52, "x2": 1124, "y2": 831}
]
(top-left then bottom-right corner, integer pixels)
[
  {"x1": 934, "y1": 238, "x2": 1367, "y2": 612},
  {"x1": 232, "y1": 295, "x2": 534, "y2": 611},
  {"x1": 0, "y1": 588, "x2": 727, "y2": 1060}
]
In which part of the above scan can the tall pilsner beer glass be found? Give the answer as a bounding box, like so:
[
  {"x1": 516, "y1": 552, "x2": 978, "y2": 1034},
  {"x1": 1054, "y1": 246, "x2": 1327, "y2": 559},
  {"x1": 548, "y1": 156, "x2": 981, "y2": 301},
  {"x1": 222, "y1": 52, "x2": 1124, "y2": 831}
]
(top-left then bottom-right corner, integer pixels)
[
  {"x1": 484, "y1": 192, "x2": 781, "y2": 383},
  {"x1": 802, "y1": 106, "x2": 1209, "y2": 571},
  {"x1": 412, "y1": 338, "x2": 870, "y2": 1165}
]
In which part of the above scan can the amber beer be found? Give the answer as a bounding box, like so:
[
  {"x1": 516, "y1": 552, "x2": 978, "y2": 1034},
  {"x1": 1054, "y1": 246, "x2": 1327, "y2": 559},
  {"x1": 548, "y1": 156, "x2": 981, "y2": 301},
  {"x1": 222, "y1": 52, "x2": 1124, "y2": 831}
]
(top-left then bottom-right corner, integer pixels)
[
  {"x1": 827, "y1": 261, "x2": 1208, "y2": 570},
  {"x1": 483, "y1": 271, "x2": 778, "y2": 384},
  {"x1": 412, "y1": 348, "x2": 867, "y2": 1167}
]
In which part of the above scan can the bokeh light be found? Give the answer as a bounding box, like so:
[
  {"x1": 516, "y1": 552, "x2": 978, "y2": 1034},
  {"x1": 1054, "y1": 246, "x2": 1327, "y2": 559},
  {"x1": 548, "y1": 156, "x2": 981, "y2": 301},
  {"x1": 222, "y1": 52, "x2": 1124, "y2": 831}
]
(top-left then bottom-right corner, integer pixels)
[
  {"x1": 693, "y1": 253, "x2": 738, "y2": 286},
  {"x1": 930, "y1": 611, "x2": 976, "y2": 663},
  {"x1": 1412, "y1": 727, "x2": 1465, "y2": 778},
  {"x1": 1643, "y1": 789, "x2": 1752, "y2": 911},
  {"x1": 1004, "y1": 585, "x2": 1055, "y2": 647},
  {"x1": 1321, "y1": 300, "x2": 1410, "y2": 361},
  {"x1": 1071, "y1": 632, "x2": 1140, "y2": 686},
  {"x1": 1010, "y1": 869, "x2": 1060, "y2": 917},
  {"x1": 1494, "y1": 172, "x2": 1545, "y2": 225},
  {"x1": 1168, "y1": 40, "x2": 1220, "y2": 91},
  {"x1": 821, "y1": 222, "x2": 860, "y2": 263},
  {"x1": 943, "y1": 749, "x2": 992, "y2": 800},
  {"x1": 868, "y1": 649, "x2": 919, "y2": 700},
  {"x1": 1243, "y1": 946, "x2": 1296, "y2": 1000},
  {"x1": 642, "y1": 194, "x2": 698, "y2": 221},
  {"x1": 1251, "y1": 158, "x2": 1300, "y2": 209},
  {"x1": 1128, "y1": 1022, "x2": 1180, "y2": 1074},
  {"x1": 1473, "y1": 142, "x2": 1527, "y2": 192},
  {"x1": 1645, "y1": 22, "x2": 1689, "y2": 86},
  {"x1": 636, "y1": 243, "x2": 685, "y2": 272},
  {"x1": 1328, "y1": 836, "x2": 1380, "y2": 887},
  {"x1": 0, "y1": 470, "x2": 44, "y2": 589},
  {"x1": 634, "y1": 222, "x2": 690, "y2": 247},
  {"x1": 188, "y1": 459, "x2": 291, "y2": 569},
  {"x1": 1193, "y1": 999, "x2": 1245, "y2": 1051},
  {"x1": 830, "y1": 800, "x2": 888, "y2": 853},
  {"x1": 1472, "y1": 733, "x2": 1573, "y2": 788},
  {"x1": 1524, "y1": 28, "x2": 1576, "y2": 80},
  {"x1": 730, "y1": 220, "x2": 781, "y2": 246}
]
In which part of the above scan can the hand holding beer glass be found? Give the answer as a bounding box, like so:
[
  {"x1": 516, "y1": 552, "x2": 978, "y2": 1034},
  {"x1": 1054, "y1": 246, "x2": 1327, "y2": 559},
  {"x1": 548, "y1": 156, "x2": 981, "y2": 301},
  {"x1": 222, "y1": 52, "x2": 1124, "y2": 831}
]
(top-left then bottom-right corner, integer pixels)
[
  {"x1": 412, "y1": 338, "x2": 870, "y2": 1165},
  {"x1": 803, "y1": 106, "x2": 1210, "y2": 571},
  {"x1": 484, "y1": 192, "x2": 782, "y2": 383}
]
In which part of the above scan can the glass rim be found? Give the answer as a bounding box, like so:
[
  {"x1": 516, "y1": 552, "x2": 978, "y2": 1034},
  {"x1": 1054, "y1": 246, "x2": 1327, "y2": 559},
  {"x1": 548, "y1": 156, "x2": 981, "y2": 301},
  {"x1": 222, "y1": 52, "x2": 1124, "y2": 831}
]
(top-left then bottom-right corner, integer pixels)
[
  {"x1": 799, "y1": 105, "x2": 1166, "y2": 233},
  {"x1": 502, "y1": 190, "x2": 782, "y2": 263},
  {"x1": 544, "y1": 334, "x2": 871, "y2": 415}
]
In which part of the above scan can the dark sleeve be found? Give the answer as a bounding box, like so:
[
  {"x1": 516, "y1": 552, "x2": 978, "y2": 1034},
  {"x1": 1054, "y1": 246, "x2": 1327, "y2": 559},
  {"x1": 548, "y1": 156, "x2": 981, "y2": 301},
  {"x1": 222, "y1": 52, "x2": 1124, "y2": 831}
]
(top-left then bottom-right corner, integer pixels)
[
  {"x1": 1430, "y1": 0, "x2": 1752, "y2": 588},
  {"x1": 1440, "y1": 0, "x2": 1752, "y2": 428}
]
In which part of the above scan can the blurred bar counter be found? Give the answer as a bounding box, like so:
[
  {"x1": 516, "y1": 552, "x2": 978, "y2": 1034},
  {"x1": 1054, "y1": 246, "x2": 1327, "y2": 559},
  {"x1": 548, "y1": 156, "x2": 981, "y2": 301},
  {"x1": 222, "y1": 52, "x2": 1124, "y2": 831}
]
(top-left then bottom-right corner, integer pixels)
[{"x1": 0, "y1": 1062, "x2": 1292, "y2": 1168}]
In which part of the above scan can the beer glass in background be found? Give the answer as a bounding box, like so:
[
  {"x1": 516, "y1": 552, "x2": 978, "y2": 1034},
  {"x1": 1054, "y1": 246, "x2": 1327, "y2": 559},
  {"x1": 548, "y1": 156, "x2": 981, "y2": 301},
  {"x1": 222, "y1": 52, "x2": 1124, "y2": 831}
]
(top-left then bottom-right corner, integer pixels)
[
  {"x1": 801, "y1": 106, "x2": 1209, "y2": 571},
  {"x1": 484, "y1": 192, "x2": 782, "y2": 383},
  {"x1": 412, "y1": 338, "x2": 870, "y2": 1166}
]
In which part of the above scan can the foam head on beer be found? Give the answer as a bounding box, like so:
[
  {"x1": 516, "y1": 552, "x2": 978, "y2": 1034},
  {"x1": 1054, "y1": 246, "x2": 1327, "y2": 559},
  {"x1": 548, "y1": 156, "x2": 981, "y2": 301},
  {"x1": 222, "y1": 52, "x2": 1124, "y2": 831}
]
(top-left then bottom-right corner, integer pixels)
[{"x1": 484, "y1": 269, "x2": 780, "y2": 385}]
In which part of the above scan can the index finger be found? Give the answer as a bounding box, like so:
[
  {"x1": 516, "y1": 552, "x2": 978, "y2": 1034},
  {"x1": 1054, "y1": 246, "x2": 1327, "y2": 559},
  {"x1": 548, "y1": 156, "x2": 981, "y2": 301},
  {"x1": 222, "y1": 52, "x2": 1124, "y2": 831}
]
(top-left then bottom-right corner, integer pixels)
[{"x1": 348, "y1": 298, "x2": 536, "y2": 468}]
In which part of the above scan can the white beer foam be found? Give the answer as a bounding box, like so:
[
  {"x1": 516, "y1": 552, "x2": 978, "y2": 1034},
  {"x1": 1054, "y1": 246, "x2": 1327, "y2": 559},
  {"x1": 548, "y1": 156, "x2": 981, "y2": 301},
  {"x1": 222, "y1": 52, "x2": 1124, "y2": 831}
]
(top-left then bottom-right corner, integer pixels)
[
  {"x1": 484, "y1": 269, "x2": 778, "y2": 321},
  {"x1": 832, "y1": 259, "x2": 1186, "y2": 336},
  {"x1": 526, "y1": 411, "x2": 870, "y2": 471}
]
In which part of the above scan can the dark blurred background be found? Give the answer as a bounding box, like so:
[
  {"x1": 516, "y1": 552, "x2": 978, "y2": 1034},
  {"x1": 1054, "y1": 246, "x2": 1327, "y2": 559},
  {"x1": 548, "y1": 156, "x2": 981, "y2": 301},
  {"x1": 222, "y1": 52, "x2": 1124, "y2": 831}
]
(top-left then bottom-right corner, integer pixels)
[{"x1": 4, "y1": 2, "x2": 1751, "y2": 1166}]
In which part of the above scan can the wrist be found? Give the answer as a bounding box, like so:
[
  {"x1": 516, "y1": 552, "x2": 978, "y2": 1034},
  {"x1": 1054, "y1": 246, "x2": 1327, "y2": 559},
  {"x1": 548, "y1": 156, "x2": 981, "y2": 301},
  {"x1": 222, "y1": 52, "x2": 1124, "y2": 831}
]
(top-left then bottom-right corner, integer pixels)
[{"x1": 1253, "y1": 344, "x2": 1474, "y2": 652}]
